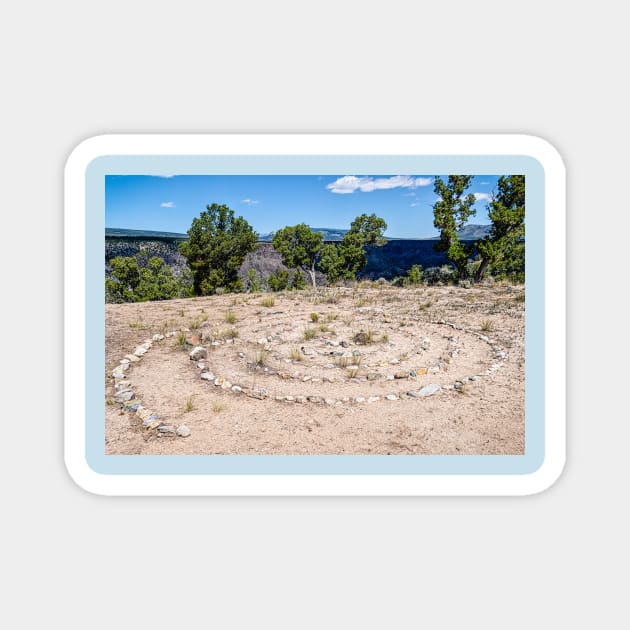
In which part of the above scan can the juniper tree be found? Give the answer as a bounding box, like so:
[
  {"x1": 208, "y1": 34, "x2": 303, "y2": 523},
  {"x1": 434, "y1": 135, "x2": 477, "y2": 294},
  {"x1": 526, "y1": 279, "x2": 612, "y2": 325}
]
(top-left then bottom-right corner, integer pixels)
[
  {"x1": 474, "y1": 175, "x2": 525, "y2": 282},
  {"x1": 272, "y1": 223, "x2": 323, "y2": 288},
  {"x1": 179, "y1": 203, "x2": 257, "y2": 295},
  {"x1": 432, "y1": 176, "x2": 476, "y2": 278}
]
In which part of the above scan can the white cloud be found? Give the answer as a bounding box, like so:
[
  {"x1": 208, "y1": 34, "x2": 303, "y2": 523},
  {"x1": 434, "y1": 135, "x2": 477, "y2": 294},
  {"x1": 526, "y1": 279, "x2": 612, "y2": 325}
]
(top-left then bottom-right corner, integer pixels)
[
  {"x1": 241, "y1": 198, "x2": 259, "y2": 205},
  {"x1": 472, "y1": 192, "x2": 493, "y2": 203},
  {"x1": 327, "y1": 175, "x2": 433, "y2": 194},
  {"x1": 160, "y1": 201, "x2": 176, "y2": 208},
  {"x1": 410, "y1": 202, "x2": 420, "y2": 207}
]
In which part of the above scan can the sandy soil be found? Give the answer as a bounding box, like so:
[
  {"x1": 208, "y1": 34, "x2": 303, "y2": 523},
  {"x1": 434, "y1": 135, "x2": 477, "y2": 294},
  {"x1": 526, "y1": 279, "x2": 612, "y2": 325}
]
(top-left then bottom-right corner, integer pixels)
[{"x1": 105, "y1": 284, "x2": 525, "y2": 455}]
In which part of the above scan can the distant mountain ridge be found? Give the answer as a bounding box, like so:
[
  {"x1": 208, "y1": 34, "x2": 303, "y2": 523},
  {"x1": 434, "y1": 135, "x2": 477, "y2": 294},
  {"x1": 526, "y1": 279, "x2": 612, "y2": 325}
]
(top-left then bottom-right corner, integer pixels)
[
  {"x1": 106, "y1": 227, "x2": 188, "y2": 239},
  {"x1": 107, "y1": 224, "x2": 492, "y2": 242}
]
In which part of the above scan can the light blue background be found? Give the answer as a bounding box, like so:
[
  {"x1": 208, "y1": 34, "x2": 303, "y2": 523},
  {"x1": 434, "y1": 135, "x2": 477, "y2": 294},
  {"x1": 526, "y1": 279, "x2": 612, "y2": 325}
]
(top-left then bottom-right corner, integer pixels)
[{"x1": 88, "y1": 154, "x2": 544, "y2": 475}]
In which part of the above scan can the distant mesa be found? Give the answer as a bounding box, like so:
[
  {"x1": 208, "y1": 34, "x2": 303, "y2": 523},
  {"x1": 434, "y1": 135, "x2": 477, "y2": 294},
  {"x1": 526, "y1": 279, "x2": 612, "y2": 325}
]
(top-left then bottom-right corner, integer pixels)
[
  {"x1": 106, "y1": 224, "x2": 492, "y2": 242},
  {"x1": 106, "y1": 228, "x2": 188, "y2": 239},
  {"x1": 257, "y1": 227, "x2": 350, "y2": 242}
]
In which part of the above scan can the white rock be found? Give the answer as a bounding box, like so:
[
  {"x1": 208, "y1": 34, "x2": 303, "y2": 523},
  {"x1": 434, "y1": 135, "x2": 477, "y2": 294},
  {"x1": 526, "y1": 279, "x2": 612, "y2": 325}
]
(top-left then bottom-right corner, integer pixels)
[
  {"x1": 367, "y1": 396, "x2": 380, "y2": 403},
  {"x1": 176, "y1": 425, "x2": 191, "y2": 437},
  {"x1": 124, "y1": 354, "x2": 140, "y2": 363},
  {"x1": 418, "y1": 384, "x2": 441, "y2": 397},
  {"x1": 200, "y1": 372, "x2": 215, "y2": 381},
  {"x1": 385, "y1": 394, "x2": 398, "y2": 401},
  {"x1": 189, "y1": 346, "x2": 207, "y2": 361}
]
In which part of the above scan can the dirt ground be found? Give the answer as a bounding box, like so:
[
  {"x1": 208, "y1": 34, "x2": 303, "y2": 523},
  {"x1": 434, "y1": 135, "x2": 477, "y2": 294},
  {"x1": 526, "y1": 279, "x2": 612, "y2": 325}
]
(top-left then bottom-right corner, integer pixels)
[{"x1": 105, "y1": 284, "x2": 525, "y2": 455}]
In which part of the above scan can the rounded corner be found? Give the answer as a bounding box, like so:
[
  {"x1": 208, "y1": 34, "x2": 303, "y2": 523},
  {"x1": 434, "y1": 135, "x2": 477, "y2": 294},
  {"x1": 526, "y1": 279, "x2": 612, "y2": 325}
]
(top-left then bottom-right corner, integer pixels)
[
  {"x1": 521, "y1": 451, "x2": 566, "y2": 496},
  {"x1": 64, "y1": 134, "x2": 116, "y2": 178},
  {"x1": 63, "y1": 452, "x2": 110, "y2": 497},
  {"x1": 518, "y1": 133, "x2": 566, "y2": 176}
]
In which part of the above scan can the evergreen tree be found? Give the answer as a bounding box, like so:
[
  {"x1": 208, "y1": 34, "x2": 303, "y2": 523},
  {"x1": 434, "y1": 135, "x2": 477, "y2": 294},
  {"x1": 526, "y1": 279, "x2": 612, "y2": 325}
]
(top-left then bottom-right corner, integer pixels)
[
  {"x1": 319, "y1": 213, "x2": 388, "y2": 282},
  {"x1": 179, "y1": 203, "x2": 257, "y2": 295},
  {"x1": 432, "y1": 176, "x2": 476, "y2": 278},
  {"x1": 272, "y1": 223, "x2": 323, "y2": 288},
  {"x1": 475, "y1": 175, "x2": 525, "y2": 282}
]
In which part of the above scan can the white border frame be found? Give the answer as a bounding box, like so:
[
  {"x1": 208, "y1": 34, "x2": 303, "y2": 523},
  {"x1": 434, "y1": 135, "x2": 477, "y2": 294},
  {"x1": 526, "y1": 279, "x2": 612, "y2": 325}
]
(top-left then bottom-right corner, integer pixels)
[{"x1": 64, "y1": 134, "x2": 565, "y2": 496}]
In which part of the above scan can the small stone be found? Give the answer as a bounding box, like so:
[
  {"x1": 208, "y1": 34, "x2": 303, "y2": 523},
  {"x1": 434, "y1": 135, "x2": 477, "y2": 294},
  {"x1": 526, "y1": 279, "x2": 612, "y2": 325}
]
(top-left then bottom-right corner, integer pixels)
[
  {"x1": 119, "y1": 358, "x2": 130, "y2": 365},
  {"x1": 152, "y1": 334, "x2": 165, "y2": 341},
  {"x1": 386, "y1": 374, "x2": 395, "y2": 381},
  {"x1": 146, "y1": 418, "x2": 162, "y2": 429},
  {"x1": 454, "y1": 381, "x2": 464, "y2": 390},
  {"x1": 385, "y1": 394, "x2": 398, "y2": 401},
  {"x1": 176, "y1": 425, "x2": 191, "y2": 437},
  {"x1": 125, "y1": 354, "x2": 141, "y2": 363},
  {"x1": 157, "y1": 424, "x2": 177, "y2": 434},
  {"x1": 257, "y1": 337, "x2": 268, "y2": 345},
  {"x1": 340, "y1": 341, "x2": 349, "y2": 348},
  {"x1": 352, "y1": 350, "x2": 362, "y2": 357},
  {"x1": 284, "y1": 396, "x2": 295, "y2": 402},
  {"x1": 136, "y1": 407, "x2": 153, "y2": 420},
  {"x1": 366, "y1": 372, "x2": 381, "y2": 381},
  {"x1": 367, "y1": 396, "x2": 380, "y2": 403},
  {"x1": 142, "y1": 415, "x2": 159, "y2": 427},
  {"x1": 114, "y1": 390, "x2": 135, "y2": 403},
  {"x1": 354, "y1": 397, "x2": 366, "y2": 403},
  {"x1": 406, "y1": 391, "x2": 421, "y2": 398},
  {"x1": 133, "y1": 346, "x2": 148, "y2": 357},
  {"x1": 115, "y1": 380, "x2": 132, "y2": 391},
  {"x1": 189, "y1": 346, "x2": 207, "y2": 361},
  {"x1": 324, "y1": 363, "x2": 335, "y2": 369},
  {"x1": 418, "y1": 384, "x2": 441, "y2": 397},
  {"x1": 416, "y1": 367, "x2": 428, "y2": 375},
  {"x1": 124, "y1": 402, "x2": 142, "y2": 412},
  {"x1": 295, "y1": 396, "x2": 307, "y2": 404},
  {"x1": 470, "y1": 376, "x2": 479, "y2": 381},
  {"x1": 302, "y1": 376, "x2": 311, "y2": 382},
  {"x1": 221, "y1": 380, "x2": 232, "y2": 390},
  {"x1": 200, "y1": 372, "x2": 215, "y2": 381},
  {"x1": 231, "y1": 385, "x2": 242, "y2": 393},
  {"x1": 421, "y1": 338, "x2": 431, "y2": 350},
  {"x1": 394, "y1": 370, "x2": 408, "y2": 379},
  {"x1": 308, "y1": 396, "x2": 324, "y2": 404},
  {"x1": 213, "y1": 377, "x2": 225, "y2": 387},
  {"x1": 324, "y1": 398, "x2": 336, "y2": 405}
]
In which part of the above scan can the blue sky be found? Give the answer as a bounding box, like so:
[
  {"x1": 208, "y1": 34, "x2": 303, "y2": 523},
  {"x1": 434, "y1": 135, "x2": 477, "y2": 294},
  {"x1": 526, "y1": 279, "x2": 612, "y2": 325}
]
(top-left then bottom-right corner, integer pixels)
[{"x1": 105, "y1": 174, "x2": 501, "y2": 239}]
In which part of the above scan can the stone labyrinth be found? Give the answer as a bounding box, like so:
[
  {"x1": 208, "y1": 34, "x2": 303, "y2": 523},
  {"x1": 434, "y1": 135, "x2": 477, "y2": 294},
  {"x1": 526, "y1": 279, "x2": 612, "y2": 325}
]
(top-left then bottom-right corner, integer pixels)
[{"x1": 111, "y1": 294, "x2": 510, "y2": 437}]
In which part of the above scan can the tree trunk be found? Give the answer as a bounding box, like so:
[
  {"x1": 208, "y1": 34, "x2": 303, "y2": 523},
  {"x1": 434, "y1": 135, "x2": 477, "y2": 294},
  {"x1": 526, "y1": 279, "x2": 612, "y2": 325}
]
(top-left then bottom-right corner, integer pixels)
[
  {"x1": 307, "y1": 264, "x2": 317, "y2": 288},
  {"x1": 475, "y1": 257, "x2": 490, "y2": 283}
]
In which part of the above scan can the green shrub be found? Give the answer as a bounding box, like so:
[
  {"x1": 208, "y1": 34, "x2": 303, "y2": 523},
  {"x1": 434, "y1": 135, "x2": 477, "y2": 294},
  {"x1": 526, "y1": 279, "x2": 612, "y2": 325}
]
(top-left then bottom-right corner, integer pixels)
[{"x1": 267, "y1": 269, "x2": 290, "y2": 292}]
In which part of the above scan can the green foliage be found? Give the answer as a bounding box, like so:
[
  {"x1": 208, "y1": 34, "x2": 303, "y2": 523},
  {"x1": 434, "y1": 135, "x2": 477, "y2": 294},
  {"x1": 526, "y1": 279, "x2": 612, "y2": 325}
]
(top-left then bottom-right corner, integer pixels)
[
  {"x1": 246, "y1": 268, "x2": 261, "y2": 293},
  {"x1": 289, "y1": 270, "x2": 306, "y2": 290},
  {"x1": 432, "y1": 176, "x2": 476, "y2": 278},
  {"x1": 106, "y1": 254, "x2": 183, "y2": 303},
  {"x1": 318, "y1": 213, "x2": 387, "y2": 283},
  {"x1": 406, "y1": 264, "x2": 423, "y2": 285},
  {"x1": 267, "y1": 268, "x2": 290, "y2": 291},
  {"x1": 272, "y1": 223, "x2": 323, "y2": 287},
  {"x1": 179, "y1": 203, "x2": 257, "y2": 295},
  {"x1": 318, "y1": 242, "x2": 347, "y2": 283},
  {"x1": 475, "y1": 175, "x2": 525, "y2": 282},
  {"x1": 348, "y1": 213, "x2": 388, "y2": 247}
]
